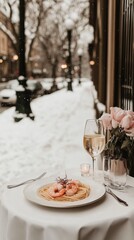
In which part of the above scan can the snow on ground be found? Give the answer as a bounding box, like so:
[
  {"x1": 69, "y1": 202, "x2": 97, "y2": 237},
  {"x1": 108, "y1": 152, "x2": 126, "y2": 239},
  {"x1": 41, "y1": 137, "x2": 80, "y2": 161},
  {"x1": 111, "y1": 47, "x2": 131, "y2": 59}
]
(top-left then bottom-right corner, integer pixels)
[{"x1": 0, "y1": 81, "x2": 96, "y2": 186}]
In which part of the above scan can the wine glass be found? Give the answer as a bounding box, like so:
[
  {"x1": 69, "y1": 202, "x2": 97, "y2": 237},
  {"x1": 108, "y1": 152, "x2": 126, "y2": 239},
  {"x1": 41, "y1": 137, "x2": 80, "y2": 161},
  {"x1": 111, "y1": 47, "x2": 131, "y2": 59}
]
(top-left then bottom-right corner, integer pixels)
[{"x1": 83, "y1": 119, "x2": 105, "y2": 179}]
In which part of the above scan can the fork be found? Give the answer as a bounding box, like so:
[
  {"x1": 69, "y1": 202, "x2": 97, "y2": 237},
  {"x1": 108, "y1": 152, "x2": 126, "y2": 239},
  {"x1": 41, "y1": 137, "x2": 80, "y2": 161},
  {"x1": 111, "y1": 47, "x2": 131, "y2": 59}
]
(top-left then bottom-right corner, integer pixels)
[
  {"x1": 7, "y1": 171, "x2": 47, "y2": 189},
  {"x1": 105, "y1": 186, "x2": 128, "y2": 206}
]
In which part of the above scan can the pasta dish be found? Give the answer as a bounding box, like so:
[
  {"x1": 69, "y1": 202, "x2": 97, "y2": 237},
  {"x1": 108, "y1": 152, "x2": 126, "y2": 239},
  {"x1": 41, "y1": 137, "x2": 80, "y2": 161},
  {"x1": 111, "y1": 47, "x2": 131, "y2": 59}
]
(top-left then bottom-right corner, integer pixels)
[{"x1": 38, "y1": 177, "x2": 90, "y2": 202}]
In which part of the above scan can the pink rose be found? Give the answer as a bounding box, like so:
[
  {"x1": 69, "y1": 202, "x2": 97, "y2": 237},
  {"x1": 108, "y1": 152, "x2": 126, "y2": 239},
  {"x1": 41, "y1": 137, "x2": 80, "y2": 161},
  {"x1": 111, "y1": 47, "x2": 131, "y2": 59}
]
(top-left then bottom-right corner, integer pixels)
[
  {"x1": 112, "y1": 119, "x2": 119, "y2": 128},
  {"x1": 121, "y1": 114, "x2": 134, "y2": 131},
  {"x1": 100, "y1": 113, "x2": 112, "y2": 130},
  {"x1": 125, "y1": 110, "x2": 134, "y2": 119},
  {"x1": 110, "y1": 107, "x2": 126, "y2": 123},
  {"x1": 126, "y1": 126, "x2": 134, "y2": 135}
]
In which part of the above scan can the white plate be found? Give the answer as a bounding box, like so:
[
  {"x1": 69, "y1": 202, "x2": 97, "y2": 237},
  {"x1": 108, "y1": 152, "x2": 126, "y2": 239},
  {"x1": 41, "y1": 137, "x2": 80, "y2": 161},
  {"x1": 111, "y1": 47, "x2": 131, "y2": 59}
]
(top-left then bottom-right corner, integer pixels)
[{"x1": 23, "y1": 176, "x2": 106, "y2": 208}]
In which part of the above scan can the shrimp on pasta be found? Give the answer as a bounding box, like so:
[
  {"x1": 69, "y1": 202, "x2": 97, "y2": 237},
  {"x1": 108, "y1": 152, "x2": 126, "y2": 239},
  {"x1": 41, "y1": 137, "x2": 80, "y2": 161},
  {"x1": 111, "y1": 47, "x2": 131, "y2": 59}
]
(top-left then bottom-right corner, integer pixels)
[
  {"x1": 48, "y1": 183, "x2": 65, "y2": 198},
  {"x1": 66, "y1": 181, "x2": 78, "y2": 196},
  {"x1": 38, "y1": 178, "x2": 90, "y2": 202}
]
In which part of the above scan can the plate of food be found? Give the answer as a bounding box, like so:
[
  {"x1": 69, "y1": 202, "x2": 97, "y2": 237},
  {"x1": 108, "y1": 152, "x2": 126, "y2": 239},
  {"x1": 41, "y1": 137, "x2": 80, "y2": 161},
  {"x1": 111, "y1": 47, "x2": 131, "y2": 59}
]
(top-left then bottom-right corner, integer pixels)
[{"x1": 23, "y1": 175, "x2": 106, "y2": 208}]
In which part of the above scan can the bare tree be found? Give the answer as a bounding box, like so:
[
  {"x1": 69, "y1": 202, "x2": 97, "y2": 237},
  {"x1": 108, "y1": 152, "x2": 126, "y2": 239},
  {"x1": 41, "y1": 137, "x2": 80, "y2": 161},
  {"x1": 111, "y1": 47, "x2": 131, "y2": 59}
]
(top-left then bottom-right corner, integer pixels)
[
  {"x1": 38, "y1": 0, "x2": 90, "y2": 78},
  {"x1": 0, "y1": 0, "x2": 44, "y2": 61},
  {"x1": 0, "y1": 0, "x2": 93, "y2": 78}
]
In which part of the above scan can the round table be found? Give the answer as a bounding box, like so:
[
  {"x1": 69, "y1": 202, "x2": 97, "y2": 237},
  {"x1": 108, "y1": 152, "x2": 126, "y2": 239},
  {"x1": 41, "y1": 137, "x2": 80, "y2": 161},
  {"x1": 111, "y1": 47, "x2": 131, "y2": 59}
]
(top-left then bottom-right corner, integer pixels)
[{"x1": 1, "y1": 170, "x2": 134, "y2": 240}]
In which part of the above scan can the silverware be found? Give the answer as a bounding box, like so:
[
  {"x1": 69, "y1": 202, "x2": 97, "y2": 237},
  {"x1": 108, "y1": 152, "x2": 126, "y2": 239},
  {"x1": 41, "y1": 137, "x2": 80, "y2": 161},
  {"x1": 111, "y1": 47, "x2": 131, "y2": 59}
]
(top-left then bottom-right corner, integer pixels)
[
  {"x1": 105, "y1": 186, "x2": 128, "y2": 206},
  {"x1": 7, "y1": 171, "x2": 47, "y2": 189}
]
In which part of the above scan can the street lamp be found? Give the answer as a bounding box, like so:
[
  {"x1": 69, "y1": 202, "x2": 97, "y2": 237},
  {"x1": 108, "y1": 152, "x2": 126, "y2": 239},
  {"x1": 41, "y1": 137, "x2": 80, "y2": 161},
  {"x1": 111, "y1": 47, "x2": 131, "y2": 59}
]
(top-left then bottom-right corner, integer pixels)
[
  {"x1": 65, "y1": 18, "x2": 75, "y2": 91},
  {"x1": 14, "y1": 0, "x2": 34, "y2": 122},
  {"x1": 77, "y1": 48, "x2": 83, "y2": 85},
  {"x1": 88, "y1": 42, "x2": 95, "y2": 65}
]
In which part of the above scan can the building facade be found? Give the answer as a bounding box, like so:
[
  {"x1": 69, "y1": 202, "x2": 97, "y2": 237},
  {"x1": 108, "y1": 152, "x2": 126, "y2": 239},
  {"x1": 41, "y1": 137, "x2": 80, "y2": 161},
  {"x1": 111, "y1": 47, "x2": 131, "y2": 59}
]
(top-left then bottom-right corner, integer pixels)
[
  {"x1": 0, "y1": 11, "x2": 8, "y2": 81},
  {"x1": 0, "y1": 11, "x2": 18, "y2": 81},
  {"x1": 89, "y1": 0, "x2": 134, "y2": 112}
]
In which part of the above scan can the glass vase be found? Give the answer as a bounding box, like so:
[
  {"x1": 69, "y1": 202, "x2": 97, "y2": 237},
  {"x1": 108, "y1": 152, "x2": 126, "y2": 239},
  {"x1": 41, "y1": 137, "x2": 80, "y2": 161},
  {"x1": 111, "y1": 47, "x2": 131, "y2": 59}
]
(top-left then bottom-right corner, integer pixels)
[
  {"x1": 103, "y1": 156, "x2": 110, "y2": 186},
  {"x1": 108, "y1": 158, "x2": 127, "y2": 190}
]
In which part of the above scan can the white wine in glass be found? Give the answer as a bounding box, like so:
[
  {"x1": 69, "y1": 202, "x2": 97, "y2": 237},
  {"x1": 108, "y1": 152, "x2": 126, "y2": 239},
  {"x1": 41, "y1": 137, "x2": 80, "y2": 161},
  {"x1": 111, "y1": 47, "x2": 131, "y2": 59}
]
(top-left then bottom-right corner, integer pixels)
[{"x1": 83, "y1": 119, "x2": 105, "y2": 178}]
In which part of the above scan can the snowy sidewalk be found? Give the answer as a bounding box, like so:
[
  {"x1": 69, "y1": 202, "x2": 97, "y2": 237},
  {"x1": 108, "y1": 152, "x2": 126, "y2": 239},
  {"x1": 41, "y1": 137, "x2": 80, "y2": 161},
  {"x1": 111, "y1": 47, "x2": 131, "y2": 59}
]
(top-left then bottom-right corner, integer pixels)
[{"x1": 0, "y1": 81, "x2": 97, "y2": 187}]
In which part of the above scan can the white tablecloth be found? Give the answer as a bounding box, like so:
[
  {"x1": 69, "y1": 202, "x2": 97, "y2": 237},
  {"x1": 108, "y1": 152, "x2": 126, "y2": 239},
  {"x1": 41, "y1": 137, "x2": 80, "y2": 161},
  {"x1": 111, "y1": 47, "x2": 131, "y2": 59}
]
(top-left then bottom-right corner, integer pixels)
[{"x1": 1, "y1": 169, "x2": 134, "y2": 240}]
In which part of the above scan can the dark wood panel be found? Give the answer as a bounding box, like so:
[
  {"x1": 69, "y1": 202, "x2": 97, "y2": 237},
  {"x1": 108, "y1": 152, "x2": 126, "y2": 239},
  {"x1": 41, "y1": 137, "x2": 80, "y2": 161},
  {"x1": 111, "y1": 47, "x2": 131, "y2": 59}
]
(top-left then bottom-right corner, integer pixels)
[{"x1": 115, "y1": 0, "x2": 134, "y2": 111}]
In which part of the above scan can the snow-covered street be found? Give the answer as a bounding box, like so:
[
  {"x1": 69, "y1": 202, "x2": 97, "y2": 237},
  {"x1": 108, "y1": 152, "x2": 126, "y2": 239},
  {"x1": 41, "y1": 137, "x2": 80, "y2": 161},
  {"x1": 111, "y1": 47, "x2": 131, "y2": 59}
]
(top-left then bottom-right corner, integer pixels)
[{"x1": 0, "y1": 81, "x2": 96, "y2": 186}]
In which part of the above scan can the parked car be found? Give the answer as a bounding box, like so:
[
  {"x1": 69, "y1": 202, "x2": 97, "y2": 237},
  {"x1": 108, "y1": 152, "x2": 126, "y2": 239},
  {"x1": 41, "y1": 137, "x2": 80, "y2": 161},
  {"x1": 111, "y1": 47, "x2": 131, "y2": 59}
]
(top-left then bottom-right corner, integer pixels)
[
  {"x1": 40, "y1": 78, "x2": 65, "y2": 94},
  {"x1": 0, "y1": 88, "x2": 16, "y2": 106},
  {"x1": 40, "y1": 78, "x2": 53, "y2": 94},
  {"x1": 0, "y1": 79, "x2": 44, "y2": 106}
]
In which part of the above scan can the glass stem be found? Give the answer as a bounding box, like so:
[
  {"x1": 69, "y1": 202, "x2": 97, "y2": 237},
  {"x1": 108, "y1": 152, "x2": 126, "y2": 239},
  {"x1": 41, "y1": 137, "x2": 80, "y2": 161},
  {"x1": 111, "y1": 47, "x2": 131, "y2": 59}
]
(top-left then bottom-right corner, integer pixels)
[{"x1": 92, "y1": 156, "x2": 95, "y2": 179}]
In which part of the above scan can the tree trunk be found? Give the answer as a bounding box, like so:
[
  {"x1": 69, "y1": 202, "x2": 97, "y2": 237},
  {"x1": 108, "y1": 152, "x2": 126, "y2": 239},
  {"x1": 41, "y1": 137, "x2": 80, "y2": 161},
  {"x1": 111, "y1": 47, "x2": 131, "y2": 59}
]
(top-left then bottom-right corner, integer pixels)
[{"x1": 51, "y1": 59, "x2": 58, "y2": 92}]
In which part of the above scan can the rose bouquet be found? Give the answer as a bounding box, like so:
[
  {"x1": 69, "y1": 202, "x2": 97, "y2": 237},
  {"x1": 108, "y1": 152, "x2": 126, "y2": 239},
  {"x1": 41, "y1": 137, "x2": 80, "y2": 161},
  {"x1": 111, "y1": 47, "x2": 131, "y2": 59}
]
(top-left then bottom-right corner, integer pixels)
[{"x1": 100, "y1": 107, "x2": 134, "y2": 176}]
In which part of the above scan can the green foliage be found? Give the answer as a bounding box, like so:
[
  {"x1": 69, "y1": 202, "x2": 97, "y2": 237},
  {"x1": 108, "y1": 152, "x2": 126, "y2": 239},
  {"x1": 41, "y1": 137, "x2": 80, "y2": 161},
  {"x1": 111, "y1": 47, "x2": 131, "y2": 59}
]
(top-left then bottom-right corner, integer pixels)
[{"x1": 104, "y1": 127, "x2": 134, "y2": 171}]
